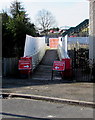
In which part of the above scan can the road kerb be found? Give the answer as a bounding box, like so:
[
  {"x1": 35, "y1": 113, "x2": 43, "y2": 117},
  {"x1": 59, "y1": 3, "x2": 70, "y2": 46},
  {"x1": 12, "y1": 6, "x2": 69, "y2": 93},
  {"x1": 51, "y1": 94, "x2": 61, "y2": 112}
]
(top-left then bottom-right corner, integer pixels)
[{"x1": 2, "y1": 93, "x2": 95, "y2": 108}]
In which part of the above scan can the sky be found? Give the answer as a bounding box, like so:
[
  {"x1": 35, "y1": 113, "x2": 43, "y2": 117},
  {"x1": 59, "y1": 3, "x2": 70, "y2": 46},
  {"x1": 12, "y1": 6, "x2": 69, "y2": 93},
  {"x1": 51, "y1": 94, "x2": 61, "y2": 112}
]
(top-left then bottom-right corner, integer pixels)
[{"x1": 0, "y1": 0, "x2": 89, "y2": 28}]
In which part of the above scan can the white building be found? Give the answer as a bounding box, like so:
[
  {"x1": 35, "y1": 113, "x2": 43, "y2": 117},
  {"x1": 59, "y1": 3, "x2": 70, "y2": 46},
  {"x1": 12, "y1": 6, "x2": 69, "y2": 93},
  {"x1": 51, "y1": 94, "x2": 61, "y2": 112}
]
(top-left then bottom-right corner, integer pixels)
[{"x1": 89, "y1": 0, "x2": 95, "y2": 62}]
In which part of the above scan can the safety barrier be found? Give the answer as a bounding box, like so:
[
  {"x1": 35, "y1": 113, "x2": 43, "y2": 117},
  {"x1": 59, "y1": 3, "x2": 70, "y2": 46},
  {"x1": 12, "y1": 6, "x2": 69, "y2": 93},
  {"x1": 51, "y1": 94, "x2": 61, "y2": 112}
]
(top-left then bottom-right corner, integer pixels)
[
  {"x1": 18, "y1": 35, "x2": 46, "y2": 75},
  {"x1": 32, "y1": 44, "x2": 46, "y2": 70},
  {"x1": 57, "y1": 36, "x2": 73, "y2": 79},
  {"x1": 57, "y1": 36, "x2": 91, "y2": 80},
  {"x1": 57, "y1": 36, "x2": 69, "y2": 60}
]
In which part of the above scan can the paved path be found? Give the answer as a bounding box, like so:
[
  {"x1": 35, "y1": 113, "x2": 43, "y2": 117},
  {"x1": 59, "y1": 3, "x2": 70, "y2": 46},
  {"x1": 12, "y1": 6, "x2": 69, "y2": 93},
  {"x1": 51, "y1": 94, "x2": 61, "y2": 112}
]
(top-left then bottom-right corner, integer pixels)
[
  {"x1": 40, "y1": 49, "x2": 59, "y2": 66},
  {"x1": 32, "y1": 49, "x2": 61, "y2": 81},
  {"x1": 2, "y1": 78, "x2": 93, "y2": 103}
]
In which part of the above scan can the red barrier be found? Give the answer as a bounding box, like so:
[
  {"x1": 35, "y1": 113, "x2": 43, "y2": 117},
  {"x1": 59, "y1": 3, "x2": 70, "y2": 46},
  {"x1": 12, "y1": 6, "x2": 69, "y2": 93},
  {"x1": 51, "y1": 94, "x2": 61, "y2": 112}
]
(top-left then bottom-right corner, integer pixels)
[
  {"x1": 62, "y1": 58, "x2": 72, "y2": 70},
  {"x1": 51, "y1": 61, "x2": 65, "y2": 80},
  {"x1": 18, "y1": 57, "x2": 32, "y2": 75},
  {"x1": 61, "y1": 58, "x2": 73, "y2": 79}
]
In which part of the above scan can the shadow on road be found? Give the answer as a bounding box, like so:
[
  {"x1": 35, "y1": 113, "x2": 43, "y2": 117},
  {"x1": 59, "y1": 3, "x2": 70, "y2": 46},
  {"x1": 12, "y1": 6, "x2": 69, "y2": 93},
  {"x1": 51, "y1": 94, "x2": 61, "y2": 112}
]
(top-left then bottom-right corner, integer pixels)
[{"x1": 1, "y1": 112, "x2": 51, "y2": 120}]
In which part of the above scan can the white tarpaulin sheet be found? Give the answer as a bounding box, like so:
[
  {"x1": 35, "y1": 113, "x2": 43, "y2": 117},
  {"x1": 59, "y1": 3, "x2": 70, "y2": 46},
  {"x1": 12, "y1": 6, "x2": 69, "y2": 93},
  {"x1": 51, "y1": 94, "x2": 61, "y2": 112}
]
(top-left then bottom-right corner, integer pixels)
[
  {"x1": 58, "y1": 37, "x2": 69, "y2": 59},
  {"x1": 24, "y1": 35, "x2": 46, "y2": 70},
  {"x1": 24, "y1": 35, "x2": 45, "y2": 57}
]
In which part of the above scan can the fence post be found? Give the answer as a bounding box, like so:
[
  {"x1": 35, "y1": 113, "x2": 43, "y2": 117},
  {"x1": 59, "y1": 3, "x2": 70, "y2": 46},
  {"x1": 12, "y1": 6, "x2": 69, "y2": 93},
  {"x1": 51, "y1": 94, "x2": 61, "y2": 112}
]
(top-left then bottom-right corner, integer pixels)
[{"x1": 74, "y1": 48, "x2": 77, "y2": 68}]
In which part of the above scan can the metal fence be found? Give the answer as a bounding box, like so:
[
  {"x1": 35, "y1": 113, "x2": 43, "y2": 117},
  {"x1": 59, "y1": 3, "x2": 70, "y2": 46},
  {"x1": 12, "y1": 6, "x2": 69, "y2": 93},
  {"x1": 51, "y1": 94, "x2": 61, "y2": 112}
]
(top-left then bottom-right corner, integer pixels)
[
  {"x1": 69, "y1": 48, "x2": 95, "y2": 82},
  {"x1": 2, "y1": 57, "x2": 19, "y2": 77}
]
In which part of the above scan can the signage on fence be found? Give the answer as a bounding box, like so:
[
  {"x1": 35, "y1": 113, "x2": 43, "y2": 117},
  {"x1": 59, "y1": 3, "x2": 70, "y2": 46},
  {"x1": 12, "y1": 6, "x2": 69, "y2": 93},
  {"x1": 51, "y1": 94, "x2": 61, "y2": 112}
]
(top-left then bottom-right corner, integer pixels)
[
  {"x1": 52, "y1": 61, "x2": 65, "y2": 71},
  {"x1": 49, "y1": 38, "x2": 59, "y2": 48},
  {"x1": 18, "y1": 59, "x2": 32, "y2": 70}
]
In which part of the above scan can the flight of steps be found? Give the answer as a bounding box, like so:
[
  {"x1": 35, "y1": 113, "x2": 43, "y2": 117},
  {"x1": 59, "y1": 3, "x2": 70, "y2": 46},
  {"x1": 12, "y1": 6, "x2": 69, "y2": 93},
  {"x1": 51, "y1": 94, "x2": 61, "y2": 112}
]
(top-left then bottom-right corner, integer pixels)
[{"x1": 31, "y1": 49, "x2": 62, "y2": 81}]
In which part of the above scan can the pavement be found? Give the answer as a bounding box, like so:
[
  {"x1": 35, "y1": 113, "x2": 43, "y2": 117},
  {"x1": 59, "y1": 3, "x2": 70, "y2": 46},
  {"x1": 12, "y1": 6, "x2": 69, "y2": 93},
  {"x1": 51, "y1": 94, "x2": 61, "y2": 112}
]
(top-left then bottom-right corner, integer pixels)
[{"x1": 1, "y1": 77, "x2": 94, "y2": 107}]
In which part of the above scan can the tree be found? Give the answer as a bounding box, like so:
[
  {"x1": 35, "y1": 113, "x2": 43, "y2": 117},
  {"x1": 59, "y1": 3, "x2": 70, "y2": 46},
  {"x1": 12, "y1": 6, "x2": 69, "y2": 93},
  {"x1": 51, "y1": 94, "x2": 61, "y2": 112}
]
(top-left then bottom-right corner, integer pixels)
[
  {"x1": 10, "y1": 1, "x2": 37, "y2": 57},
  {"x1": 10, "y1": 0, "x2": 29, "y2": 23},
  {"x1": 2, "y1": 12, "x2": 15, "y2": 57},
  {"x1": 2, "y1": 1, "x2": 38, "y2": 57},
  {"x1": 36, "y1": 9, "x2": 56, "y2": 33}
]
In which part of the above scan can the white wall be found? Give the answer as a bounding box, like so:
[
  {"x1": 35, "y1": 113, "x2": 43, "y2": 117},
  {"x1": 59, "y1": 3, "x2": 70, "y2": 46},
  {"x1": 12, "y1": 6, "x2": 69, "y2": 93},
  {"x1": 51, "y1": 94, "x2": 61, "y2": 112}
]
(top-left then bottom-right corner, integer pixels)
[{"x1": 89, "y1": 1, "x2": 95, "y2": 61}]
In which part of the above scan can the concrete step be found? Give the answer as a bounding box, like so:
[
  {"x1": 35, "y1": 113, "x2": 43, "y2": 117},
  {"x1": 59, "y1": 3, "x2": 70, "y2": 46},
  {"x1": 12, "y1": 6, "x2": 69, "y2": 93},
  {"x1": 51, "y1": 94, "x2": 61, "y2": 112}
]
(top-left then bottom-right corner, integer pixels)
[
  {"x1": 40, "y1": 50, "x2": 59, "y2": 66},
  {"x1": 32, "y1": 74, "x2": 61, "y2": 78},
  {"x1": 35, "y1": 69, "x2": 52, "y2": 72},
  {"x1": 32, "y1": 76, "x2": 62, "y2": 81},
  {"x1": 36, "y1": 65, "x2": 52, "y2": 70},
  {"x1": 33, "y1": 72, "x2": 60, "y2": 76}
]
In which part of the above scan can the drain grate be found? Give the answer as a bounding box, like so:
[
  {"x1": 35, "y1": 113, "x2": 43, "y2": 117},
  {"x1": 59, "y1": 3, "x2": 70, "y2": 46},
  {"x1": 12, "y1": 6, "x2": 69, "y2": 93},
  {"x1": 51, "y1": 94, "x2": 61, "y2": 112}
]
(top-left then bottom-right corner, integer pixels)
[{"x1": 1, "y1": 94, "x2": 9, "y2": 99}]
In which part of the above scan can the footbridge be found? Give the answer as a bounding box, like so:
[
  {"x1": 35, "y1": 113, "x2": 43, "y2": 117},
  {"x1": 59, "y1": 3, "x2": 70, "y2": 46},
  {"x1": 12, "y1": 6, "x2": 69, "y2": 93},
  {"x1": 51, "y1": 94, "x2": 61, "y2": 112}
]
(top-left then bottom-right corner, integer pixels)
[{"x1": 18, "y1": 34, "x2": 89, "y2": 81}]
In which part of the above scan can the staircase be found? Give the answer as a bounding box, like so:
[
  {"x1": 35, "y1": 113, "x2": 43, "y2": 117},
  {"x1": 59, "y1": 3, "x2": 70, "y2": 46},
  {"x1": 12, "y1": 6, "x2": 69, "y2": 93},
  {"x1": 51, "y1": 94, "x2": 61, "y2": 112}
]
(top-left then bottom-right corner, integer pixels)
[{"x1": 31, "y1": 49, "x2": 62, "y2": 81}]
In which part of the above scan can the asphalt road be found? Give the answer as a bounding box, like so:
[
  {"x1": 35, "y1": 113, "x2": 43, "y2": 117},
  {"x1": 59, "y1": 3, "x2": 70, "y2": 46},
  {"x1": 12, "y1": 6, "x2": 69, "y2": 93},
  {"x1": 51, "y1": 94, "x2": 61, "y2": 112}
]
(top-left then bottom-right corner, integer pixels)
[{"x1": 2, "y1": 98, "x2": 94, "y2": 119}]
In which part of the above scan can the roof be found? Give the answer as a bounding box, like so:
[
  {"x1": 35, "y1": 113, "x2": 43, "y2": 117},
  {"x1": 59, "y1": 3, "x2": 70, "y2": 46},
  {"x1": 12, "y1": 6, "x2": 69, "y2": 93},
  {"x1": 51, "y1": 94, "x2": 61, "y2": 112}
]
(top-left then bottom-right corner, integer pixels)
[{"x1": 62, "y1": 19, "x2": 89, "y2": 37}]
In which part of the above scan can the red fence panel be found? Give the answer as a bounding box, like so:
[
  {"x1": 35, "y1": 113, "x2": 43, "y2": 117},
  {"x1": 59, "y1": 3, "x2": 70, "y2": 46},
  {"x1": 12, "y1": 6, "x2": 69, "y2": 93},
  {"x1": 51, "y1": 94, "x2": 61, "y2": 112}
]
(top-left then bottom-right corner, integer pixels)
[{"x1": 61, "y1": 58, "x2": 73, "y2": 78}]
